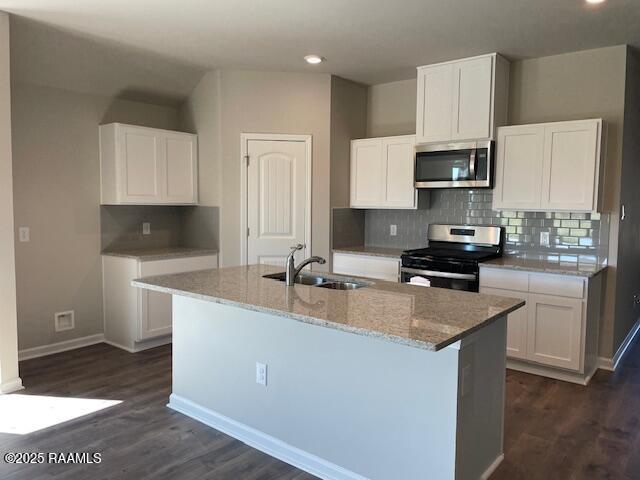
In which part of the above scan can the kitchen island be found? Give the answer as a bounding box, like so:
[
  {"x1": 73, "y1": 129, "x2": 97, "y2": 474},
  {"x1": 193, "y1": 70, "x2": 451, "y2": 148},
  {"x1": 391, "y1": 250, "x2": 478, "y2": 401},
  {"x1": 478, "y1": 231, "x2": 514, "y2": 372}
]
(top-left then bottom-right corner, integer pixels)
[{"x1": 133, "y1": 265, "x2": 523, "y2": 480}]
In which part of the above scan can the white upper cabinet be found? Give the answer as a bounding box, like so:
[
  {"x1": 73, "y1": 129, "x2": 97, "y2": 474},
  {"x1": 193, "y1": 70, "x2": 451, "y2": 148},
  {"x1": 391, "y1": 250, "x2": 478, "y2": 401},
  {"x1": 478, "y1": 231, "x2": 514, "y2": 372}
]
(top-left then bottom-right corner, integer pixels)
[
  {"x1": 541, "y1": 120, "x2": 601, "y2": 211},
  {"x1": 350, "y1": 138, "x2": 384, "y2": 207},
  {"x1": 100, "y1": 123, "x2": 198, "y2": 205},
  {"x1": 493, "y1": 125, "x2": 545, "y2": 210},
  {"x1": 351, "y1": 135, "x2": 417, "y2": 209},
  {"x1": 416, "y1": 53, "x2": 509, "y2": 144},
  {"x1": 416, "y1": 64, "x2": 454, "y2": 144},
  {"x1": 494, "y1": 119, "x2": 603, "y2": 212}
]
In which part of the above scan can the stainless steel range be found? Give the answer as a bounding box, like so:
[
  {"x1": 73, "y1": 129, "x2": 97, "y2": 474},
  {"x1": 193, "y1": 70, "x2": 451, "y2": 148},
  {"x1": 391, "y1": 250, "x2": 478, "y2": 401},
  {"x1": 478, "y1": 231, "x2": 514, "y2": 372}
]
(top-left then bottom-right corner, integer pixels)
[{"x1": 401, "y1": 224, "x2": 504, "y2": 292}]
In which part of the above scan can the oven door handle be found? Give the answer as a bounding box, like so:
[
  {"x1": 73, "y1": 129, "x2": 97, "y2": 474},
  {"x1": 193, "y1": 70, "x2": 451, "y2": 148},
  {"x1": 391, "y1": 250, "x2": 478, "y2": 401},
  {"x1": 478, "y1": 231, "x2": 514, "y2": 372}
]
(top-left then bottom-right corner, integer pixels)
[{"x1": 401, "y1": 267, "x2": 476, "y2": 281}]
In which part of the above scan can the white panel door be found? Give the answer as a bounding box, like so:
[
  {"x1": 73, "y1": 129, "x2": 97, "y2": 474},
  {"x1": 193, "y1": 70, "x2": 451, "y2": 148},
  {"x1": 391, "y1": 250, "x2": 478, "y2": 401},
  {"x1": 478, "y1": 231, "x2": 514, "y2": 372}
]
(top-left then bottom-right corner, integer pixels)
[
  {"x1": 493, "y1": 125, "x2": 545, "y2": 210},
  {"x1": 164, "y1": 133, "x2": 197, "y2": 204},
  {"x1": 247, "y1": 140, "x2": 308, "y2": 266},
  {"x1": 350, "y1": 138, "x2": 384, "y2": 207},
  {"x1": 480, "y1": 287, "x2": 529, "y2": 360},
  {"x1": 382, "y1": 136, "x2": 416, "y2": 208},
  {"x1": 120, "y1": 126, "x2": 162, "y2": 203},
  {"x1": 416, "y1": 64, "x2": 454, "y2": 144},
  {"x1": 451, "y1": 56, "x2": 493, "y2": 141},
  {"x1": 541, "y1": 120, "x2": 600, "y2": 211},
  {"x1": 526, "y1": 294, "x2": 583, "y2": 371}
]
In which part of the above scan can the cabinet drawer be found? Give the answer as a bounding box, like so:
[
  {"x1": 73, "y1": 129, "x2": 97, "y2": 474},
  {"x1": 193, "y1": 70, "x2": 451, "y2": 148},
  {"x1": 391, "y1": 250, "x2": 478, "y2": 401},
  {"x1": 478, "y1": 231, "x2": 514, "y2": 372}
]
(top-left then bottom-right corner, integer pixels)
[
  {"x1": 333, "y1": 253, "x2": 400, "y2": 282},
  {"x1": 140, "y1": 255, "x2": 218, "y2": 277},
  {"x1": 529, "y1": 274, "x2": 584, "y2": 299},
  {"x1": 479, "y1": 268, "x2": 529, "y2": 292}
]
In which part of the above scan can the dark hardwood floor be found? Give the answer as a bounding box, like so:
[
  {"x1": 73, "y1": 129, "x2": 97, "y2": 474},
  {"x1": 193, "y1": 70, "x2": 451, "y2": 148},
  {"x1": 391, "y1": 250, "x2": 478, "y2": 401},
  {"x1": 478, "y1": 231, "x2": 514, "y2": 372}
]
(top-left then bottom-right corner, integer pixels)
[{"x1": 1, "y1": 340, "x2": 639, "y2": 480}]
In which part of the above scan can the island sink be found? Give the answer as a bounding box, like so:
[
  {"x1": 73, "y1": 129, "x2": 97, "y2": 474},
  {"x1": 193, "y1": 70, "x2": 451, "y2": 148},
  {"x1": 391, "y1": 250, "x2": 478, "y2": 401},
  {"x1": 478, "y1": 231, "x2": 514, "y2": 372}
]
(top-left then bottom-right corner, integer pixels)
[{"x1": 262, "y1": 271, "x2": 368, "y2": 289}]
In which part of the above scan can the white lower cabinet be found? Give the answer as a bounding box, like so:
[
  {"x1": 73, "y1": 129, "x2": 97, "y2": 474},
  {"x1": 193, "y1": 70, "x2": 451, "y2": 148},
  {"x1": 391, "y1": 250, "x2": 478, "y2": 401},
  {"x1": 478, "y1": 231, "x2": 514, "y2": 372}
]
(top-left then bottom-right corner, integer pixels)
[
  {"x1": 332, "y1": 252, "x2": 400, "y2": 282},
  {"x1": 481, "y1": 287, "x2": 528, "y2": 360},
  {"x1": 102, "y1": 253, "x2": 218, "y2": 352},
  {"x1": 526, "y1": 294, "x2": 583, "y2": 371},
  {"x1": 480, "y1": 266, "x2": 602, "y2": 384}
]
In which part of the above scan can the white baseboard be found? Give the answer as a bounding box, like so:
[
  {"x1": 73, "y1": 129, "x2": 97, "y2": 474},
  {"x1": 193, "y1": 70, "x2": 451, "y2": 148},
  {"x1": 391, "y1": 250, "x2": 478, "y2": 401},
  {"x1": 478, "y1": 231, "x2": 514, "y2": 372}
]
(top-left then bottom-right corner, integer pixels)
[
  {"x1": 18, "y1": 334, "x2": 105, "y2": 361},
  {"x1": 103, "y1": 336, "x2": 172, "y2": 353},
  {"x1": 597, "y1": 319, "x2": 640, "y2": 372},
  {"x1": 168, "y1": 394, "x2": 368, "y2": 480},
  {"x1": 612, "y1": 318, "x2": 640, "y2": 371},
  {"x1": 480, "y1": 453, "x2": 504, "y2": 480},
  {"x1": 507, "y1": 360, "x2": 591, "y2": 385},
  {"x1": 597, "y1": 356, "x2": 615, "y2": 372},
  {"x1": 0, "y1": 377, "x2": 24, "y2": 394}
]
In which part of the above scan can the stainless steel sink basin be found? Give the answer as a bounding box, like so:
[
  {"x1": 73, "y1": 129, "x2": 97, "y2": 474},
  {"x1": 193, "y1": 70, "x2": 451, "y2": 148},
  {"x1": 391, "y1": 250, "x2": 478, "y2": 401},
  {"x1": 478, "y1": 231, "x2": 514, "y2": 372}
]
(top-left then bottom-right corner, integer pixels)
[
  {"x1": 263, "y1": 272, "x2": 368, "y2": 290},
  {"x1": 263, "y1": 272, "x2": 327, "y2": 286},
  {"x1": 315, "y1": 282, "x2": 363, "y2": 290}
]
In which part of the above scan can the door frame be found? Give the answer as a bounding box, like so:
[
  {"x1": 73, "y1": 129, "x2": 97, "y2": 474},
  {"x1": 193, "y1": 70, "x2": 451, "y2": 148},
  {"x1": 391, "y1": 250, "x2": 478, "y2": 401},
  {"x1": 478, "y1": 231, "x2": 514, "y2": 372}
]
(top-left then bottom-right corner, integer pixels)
[{"x1": 240, "y1": 133, "x2": 313, "y2": 266}]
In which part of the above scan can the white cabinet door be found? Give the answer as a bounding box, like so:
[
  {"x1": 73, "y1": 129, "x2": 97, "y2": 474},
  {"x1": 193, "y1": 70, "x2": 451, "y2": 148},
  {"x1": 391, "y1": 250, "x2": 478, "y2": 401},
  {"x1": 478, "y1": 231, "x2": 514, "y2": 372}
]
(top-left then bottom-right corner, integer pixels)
[
  {"x1": 416, "y1": 63, "x2": 454, "y2": 144},
  {"x1": 333, "y1": 253, "x2": 400, "y2": 282},
  {"x1": 480, "y1": 287, "x2": 529, "y2": 360},
  {"x1": 163, "y1": 132, "x2": 198, "y2": 204},
  {"x1": 451, "y1": 56, "x2": 493, "y2": 141},
  {"x1": 382, "y1": 136, "x2": 416, "y2": 208},
  {"x1": 541, "y1": 120, "x2": 600, "y2": 211},
  {"x1": 351, "y1": 138, "x2": 384, "y2": 207},
  {"x1": 526, "y1": 294, "x2": 583, "y2": 371},
  {"x1": 493, "y1": 125, "x2": 545, "y2": 210},
  {"x1": 138, "y1": 255, "x2": 218, "y2": 340},
  {"x1": 120, "y1": 126, "x2": 162, "y2": 203}
]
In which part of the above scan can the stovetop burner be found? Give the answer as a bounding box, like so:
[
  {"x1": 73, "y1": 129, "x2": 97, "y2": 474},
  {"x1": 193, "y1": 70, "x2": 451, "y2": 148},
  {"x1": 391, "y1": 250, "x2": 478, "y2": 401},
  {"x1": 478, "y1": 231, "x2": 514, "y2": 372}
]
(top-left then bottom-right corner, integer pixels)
[
  {"x1": 403, "y1": 247, "x2": 500, "y2": 263},
  {"x1": 399, "y1": 224, "x2": 505, "y2": 292}
]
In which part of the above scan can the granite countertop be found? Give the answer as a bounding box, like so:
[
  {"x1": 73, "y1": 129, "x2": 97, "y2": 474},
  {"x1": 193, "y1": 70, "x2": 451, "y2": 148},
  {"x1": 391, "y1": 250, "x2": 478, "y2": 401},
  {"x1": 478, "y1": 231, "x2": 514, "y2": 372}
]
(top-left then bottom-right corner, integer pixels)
[
  {"x1": 132, "y1": 264, "x2": 524, "y2": 352},
  {"x1": 482, "y1": 255, "x2": 607, "y2": 278},
  {"x1": 101, "y1": 246, "x2": 219, "y2": 262},
  {"x1": 332, "y1": 245, "x2": 405, "y2": 259}
]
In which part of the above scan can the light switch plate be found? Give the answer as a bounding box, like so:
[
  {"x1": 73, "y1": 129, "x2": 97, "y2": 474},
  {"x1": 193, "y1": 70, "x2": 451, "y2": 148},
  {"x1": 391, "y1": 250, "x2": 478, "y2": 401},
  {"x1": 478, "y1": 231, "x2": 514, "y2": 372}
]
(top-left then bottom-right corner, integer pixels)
[
  {"x1": 142, "y1": 222, "x2": 151, "y2": 235},
  {"x1": 18, "y1": 227, "x2": 30, "y2": 242},
  {"x1": 390, "y1": 225, "x2": 397, "y2": 237}
]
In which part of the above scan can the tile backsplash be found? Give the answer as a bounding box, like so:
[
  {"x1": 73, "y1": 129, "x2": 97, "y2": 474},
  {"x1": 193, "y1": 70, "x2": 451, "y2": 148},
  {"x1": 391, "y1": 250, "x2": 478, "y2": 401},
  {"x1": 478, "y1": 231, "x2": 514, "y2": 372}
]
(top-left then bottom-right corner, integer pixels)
[{"x1": 362, "y1": 190, "x2": 609, "y2": 262}]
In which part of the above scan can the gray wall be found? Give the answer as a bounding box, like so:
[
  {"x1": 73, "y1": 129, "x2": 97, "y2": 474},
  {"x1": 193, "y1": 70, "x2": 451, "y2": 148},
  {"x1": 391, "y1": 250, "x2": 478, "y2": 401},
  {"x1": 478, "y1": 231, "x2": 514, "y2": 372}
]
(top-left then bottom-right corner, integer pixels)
[
  {"x1": 330, "y1": 76, "x2": 367, "y2": 209},
  {"x1": 363, "y1": 45, "x2": 628, "y2": 358},
  {"x1": 11, "y1": 82, "x2": 181, "y2": 350},
  {"x1": 100, "y1": 205, "x2": 219, "y2": 251},
  {"x1": 614, "y1": 48, "x2": 640, "y2": 352},
  {"x1": 181, "y1": 69, "x2": 333, "y2": 270},
  {"x1": 366, "y1": 79, "x2": 416, "y2": 137},
  {"x1": 0, "y1": 12, "x2": 20, "y2": 389}
]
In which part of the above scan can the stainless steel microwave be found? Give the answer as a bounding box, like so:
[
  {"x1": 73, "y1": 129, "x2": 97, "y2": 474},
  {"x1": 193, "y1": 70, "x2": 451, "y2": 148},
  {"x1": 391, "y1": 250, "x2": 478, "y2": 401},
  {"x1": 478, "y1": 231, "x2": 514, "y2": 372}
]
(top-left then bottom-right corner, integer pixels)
[{"x1": 415, "y1": 140, "x2": 493, "y2": 189}]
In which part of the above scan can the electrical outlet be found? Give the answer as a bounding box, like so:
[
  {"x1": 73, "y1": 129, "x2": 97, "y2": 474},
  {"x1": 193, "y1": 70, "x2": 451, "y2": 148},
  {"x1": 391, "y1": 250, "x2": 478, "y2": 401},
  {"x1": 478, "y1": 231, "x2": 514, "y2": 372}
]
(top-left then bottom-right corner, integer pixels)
[
  {"x1": 256, "y1": 362, "x2": 267, "y2": 386},
  {"x1": 18, "y1": 227, "x2": 30, "y2": 242},
  {"x1": 634, "y1": 294, "x2": 640, "y2": 307},
  {"x1": 540, "y1": 231, "x2": 550, "y2": 247},
  {"x1": 142, "y1": 222, "x2": 151, "y2": 235},
  {"x1": 390, "y1": 225, "x2": 397, "y2": 237}
]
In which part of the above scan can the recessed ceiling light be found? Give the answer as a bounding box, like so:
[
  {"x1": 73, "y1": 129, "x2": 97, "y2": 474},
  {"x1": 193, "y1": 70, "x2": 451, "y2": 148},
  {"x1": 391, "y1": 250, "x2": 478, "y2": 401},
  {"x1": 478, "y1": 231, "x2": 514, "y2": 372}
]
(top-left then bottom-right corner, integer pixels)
[
  {"x1": 585, "y1": 0, "x2": 605, "y2": 4},
  {"x1": 304, "y1": 55, "x2": 324, "y2": 65}
]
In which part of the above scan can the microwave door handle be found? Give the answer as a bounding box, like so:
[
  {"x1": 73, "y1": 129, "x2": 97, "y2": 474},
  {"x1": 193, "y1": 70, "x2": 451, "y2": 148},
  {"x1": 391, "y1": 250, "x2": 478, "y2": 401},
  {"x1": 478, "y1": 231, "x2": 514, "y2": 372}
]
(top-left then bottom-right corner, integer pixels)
[{"x1": 469, "y1": 148, "x2": 477, "y2": 178}]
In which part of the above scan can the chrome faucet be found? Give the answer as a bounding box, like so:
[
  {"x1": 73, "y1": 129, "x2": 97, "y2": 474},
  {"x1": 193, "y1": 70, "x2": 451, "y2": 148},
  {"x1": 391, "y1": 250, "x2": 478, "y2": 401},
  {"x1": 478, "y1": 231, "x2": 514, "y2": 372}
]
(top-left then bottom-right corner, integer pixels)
[{"x1": 285, "y1": 244, "x2": 326, "y2": 286}]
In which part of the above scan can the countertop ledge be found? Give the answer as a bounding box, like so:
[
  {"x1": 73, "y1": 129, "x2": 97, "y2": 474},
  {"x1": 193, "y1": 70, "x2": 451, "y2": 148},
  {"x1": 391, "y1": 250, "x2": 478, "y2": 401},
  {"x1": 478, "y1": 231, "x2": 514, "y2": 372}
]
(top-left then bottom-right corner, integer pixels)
[
  {"x1": 332, "y1": 246, "x2": 405, "y2": 259},
  {"x1": 102, "y1": 247, "x2": 218, "y2": 261},
  {"x1": 132, "y1": 264, "x2": 524, "y2": 352},
  {"x1": 482, "y1": 256, "x2": 607, "y2": 278}
]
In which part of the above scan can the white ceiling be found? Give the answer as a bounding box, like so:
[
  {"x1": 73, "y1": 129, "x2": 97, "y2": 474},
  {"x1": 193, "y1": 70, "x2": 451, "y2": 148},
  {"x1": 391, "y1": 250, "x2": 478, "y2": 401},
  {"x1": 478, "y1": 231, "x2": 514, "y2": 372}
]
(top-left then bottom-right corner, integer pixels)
[{"x1": 2, "y1": 0, "x2": 640, "y2": 100}]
